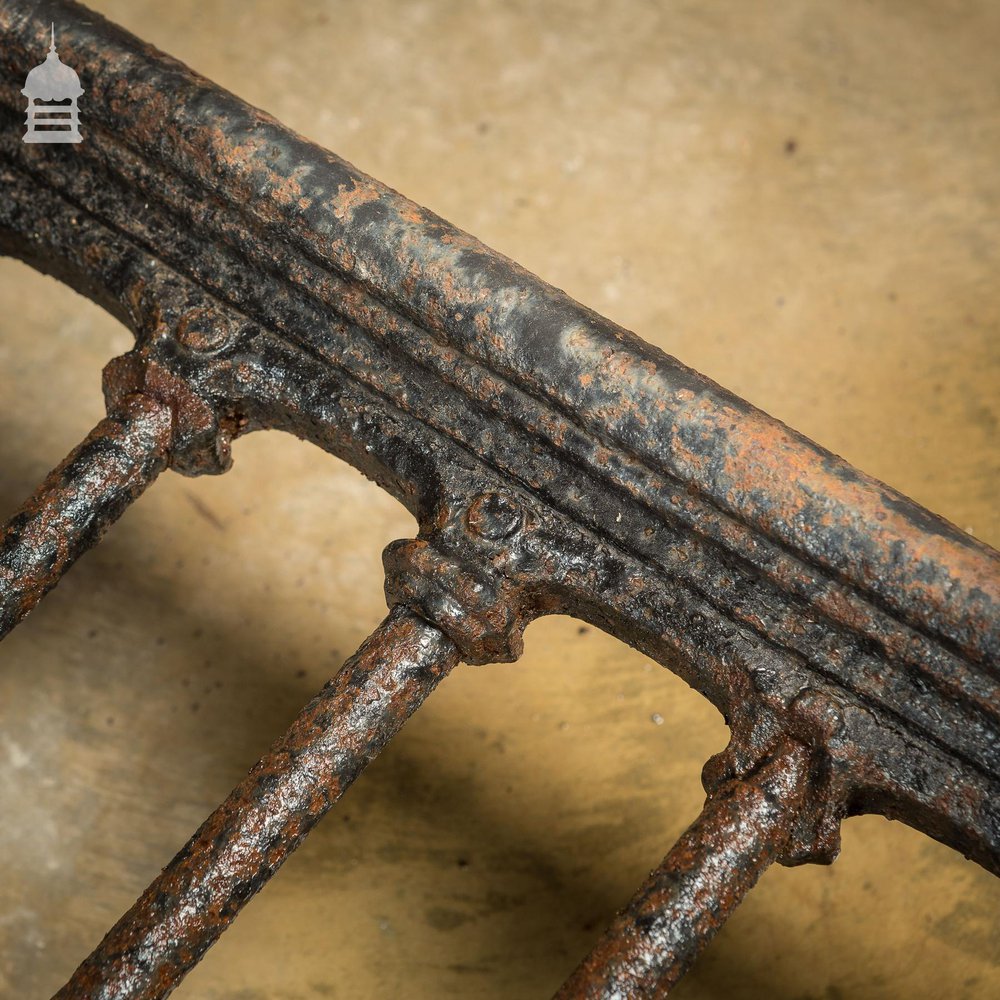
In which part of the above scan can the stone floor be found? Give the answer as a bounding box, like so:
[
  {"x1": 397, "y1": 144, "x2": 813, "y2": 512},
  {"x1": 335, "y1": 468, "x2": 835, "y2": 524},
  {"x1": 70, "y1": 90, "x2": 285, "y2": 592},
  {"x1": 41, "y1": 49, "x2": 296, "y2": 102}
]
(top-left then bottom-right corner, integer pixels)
[{"x1": 1, "y1": 1, "x2": 998, "y2": 997}]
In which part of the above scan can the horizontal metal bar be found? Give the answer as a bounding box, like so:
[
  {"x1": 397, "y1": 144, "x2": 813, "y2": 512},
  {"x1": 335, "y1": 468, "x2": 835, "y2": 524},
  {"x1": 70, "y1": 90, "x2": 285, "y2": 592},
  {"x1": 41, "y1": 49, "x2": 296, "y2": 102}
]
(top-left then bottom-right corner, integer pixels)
[
  {"x1": 0, "y1": 3, "x2": 996, "y2": 877},
  {"x1": 555, "y1": 744, "x2": 811, "y2": 998},
  {"x1": 53, "y1": 606, "x2": 458, "y2": 1000},
  {"x1": 1, "y1": 1, "x2": 998, "y2": 872},
  {"x1": 0, "y1": 393, "x2": 171, "y2": 640},
  {"x1": 0, "y1": 1, "x2": 997, "y2": 994}
]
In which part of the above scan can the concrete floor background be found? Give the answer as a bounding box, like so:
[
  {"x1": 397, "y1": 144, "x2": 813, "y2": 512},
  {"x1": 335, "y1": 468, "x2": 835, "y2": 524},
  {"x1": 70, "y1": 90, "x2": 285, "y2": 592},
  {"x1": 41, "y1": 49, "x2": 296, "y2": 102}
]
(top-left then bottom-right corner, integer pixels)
[{"x1": 1, "y1": 0, "x2": 998, "y2": 997}]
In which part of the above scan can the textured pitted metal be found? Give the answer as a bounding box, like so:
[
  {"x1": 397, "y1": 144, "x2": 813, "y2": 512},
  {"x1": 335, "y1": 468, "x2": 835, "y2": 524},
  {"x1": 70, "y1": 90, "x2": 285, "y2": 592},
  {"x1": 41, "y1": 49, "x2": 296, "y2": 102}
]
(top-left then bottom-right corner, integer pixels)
[
  {"x1": 556, "y1": 743, "x2": 812, "y2": 999},
  {"x1": 0, "y1": 393, "x2": 171, "y2": 639},
  {"x1": 0, "y1": 0, "x2": 990, "y2": 673},
  {"x1": 54, "y1": 607, "x2": 458, "y2": 1000},
  {"x1": 0, "y1": 1, "x2": 997, "y2": 997}
]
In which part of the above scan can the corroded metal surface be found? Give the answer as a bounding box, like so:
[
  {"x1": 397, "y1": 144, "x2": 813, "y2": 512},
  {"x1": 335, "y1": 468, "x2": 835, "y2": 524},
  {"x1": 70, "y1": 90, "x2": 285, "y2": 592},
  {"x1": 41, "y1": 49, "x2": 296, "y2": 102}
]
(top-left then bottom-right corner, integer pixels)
[
  {"x1": 55, "y1": 607, "x2": 458, "y2": 1000},
  {"x1": 0, "y1": 393, "x2": 171, "y2": 639},
  {"x1": 555, "y1": 743, "x2": 810, "y2": 998},
  {"x1": 0, "y1": 0, "x2": 997, "y2": 996}
]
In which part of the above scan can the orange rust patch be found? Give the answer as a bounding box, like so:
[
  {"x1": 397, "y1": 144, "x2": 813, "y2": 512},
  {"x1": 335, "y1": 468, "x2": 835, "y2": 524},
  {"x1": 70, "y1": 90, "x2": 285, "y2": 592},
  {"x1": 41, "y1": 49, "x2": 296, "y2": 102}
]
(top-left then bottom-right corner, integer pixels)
[{"x1": 332, "y1": 181, "x2": 381, "y2": 222}]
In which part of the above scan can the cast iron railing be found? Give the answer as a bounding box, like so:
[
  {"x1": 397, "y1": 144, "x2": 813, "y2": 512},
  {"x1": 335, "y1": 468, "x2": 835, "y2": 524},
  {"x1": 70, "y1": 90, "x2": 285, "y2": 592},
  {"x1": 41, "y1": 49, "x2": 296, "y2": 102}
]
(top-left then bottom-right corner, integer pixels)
[{"x1": 1, "y1": 2, "x2": 998, "y2": 997}]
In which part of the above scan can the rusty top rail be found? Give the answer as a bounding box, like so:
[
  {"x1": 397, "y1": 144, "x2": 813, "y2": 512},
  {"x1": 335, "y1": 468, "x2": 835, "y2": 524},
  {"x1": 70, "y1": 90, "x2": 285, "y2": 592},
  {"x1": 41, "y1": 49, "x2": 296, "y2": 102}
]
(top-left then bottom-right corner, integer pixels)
[
  {"x1": 3, "y1": 2, "x2": 995, "y2": 663},
  {"x1": 0, "y1": 1, "x2": 998, "y2": 996}
]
